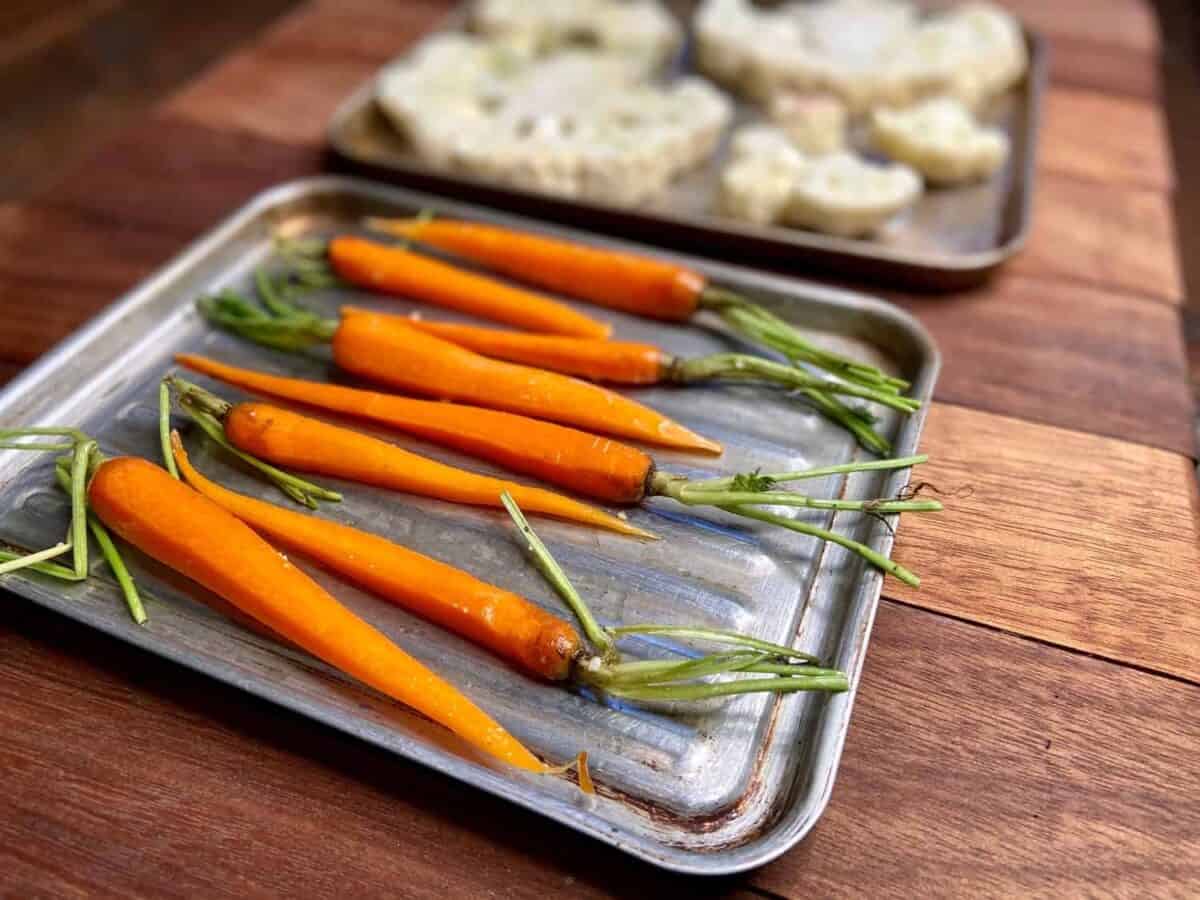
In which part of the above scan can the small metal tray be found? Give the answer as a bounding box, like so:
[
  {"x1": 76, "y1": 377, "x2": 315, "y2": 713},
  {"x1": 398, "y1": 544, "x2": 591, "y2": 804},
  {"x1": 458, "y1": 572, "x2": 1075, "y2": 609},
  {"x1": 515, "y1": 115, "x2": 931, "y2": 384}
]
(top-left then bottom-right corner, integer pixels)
[
  {"x1": 326, "y1": 1, "x2": 1046, "y2": 290},
  {"x1": 0, "y1": 176, "x2": 938, "y2": 874}
]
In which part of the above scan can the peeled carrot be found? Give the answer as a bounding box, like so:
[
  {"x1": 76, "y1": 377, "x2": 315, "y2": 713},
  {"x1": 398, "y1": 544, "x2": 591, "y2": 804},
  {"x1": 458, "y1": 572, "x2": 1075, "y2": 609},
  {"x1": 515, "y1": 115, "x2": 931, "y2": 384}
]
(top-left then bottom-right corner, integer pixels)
[
  {"x1": 170, "y1": 436, "x2": 582, "y2": 681},
  {"x1": 328, "y1": 235, "x2": 610, "y2": 339},
  {"x1": 332, "y1": 310, "x2": 722, "y2": 454},
  {"x1": 176, "y1": 385, "x2": 652, "y2": 539},
  {"x1": 404, "y1": 320, "x2": 667, "y2": 384},
  {"x1": 394, "y1": 322, "x2": 918, "y2": 420},
  {"x1": 367, "y1": 217, "x2": 913, "y2": 396},
  {"x1": 88, "y1": 453, "x2": 547, "y2": 771},
  {"x1": 176, "y1": 354, "x2": 656, "y2": 504},
  {"x1": 367, "y1": 219, "x2": 704, "y2": 321}
]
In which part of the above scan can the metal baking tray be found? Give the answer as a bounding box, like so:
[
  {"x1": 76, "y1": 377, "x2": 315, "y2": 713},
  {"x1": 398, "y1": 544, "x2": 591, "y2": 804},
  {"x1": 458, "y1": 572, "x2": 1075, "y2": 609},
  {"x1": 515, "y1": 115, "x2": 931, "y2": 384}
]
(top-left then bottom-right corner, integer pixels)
[
  {"x1": 326, "y1": 1, "x2": 1046, "y2": 290},
  {"x1": 0, "y1": 176, "x2": 938, "y2": 874}
]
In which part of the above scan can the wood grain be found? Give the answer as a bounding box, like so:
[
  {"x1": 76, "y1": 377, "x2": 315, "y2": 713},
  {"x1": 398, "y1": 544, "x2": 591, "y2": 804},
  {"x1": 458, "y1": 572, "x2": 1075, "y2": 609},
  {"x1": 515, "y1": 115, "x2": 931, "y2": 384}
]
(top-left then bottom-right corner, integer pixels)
[
  {"x1": 756, "y1": 600, "x2": 1200, "y2": 898},
  {"x1": 886, "y1": 273, "x2": 1195, "y2": 455},
  {"x1": 1013, "y1": 174, "x2": 1183, "y2": 303},
  {"x1": 887, "y1": 402, "x2": 1200, "y2": 681},
  {"x1": 1039, "y1": 87, "x2": 1173, "y2": 189}
]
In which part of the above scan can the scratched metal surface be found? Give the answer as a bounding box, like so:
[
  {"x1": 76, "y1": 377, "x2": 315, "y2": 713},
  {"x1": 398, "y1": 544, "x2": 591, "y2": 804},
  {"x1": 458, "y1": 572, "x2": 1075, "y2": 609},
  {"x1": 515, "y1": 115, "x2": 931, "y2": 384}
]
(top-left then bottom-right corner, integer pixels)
[
  {"x1": 0, "y1": 176, "x2": 938, "y2": 873},
  {"x1": 326, "y1": 1, "x2": 1045, "y2": 290}
]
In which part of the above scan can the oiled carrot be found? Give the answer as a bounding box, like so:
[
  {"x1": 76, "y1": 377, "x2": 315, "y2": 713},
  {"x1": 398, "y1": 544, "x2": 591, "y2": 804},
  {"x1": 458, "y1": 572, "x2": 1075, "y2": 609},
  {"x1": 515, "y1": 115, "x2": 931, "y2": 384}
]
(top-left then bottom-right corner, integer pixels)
[
  {"x1": 88, "y1": 454, "x2": 546, "y2": 771},
  {"x1": 403, "y1": 320, "x2": 667, "y2": 384},
  {"x1": 333, "y1": 309, "x2": 721, "y2": 454},
  {"x1": 170, "y1": 437, "x2": 582, "y2": 681},
  {"x1": 220, "y1": 401, "x2": 652, "y2": 538},
  {"x1": 369, "y1": 219, "x2": 704, "y2": 321},
  {"x1": 328, "y1": 236, "x2": 611, "y2": 339},
  {"x1": 176, "y1": 354, "x2": 655, "y2": 503}
]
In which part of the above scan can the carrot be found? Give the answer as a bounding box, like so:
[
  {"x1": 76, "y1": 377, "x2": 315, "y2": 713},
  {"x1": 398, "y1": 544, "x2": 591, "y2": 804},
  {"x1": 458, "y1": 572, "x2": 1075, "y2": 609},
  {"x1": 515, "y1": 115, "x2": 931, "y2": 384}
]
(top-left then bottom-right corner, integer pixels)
[
  {"x1": 169, "y1": 435, "x2": 582, "y2": 681},
  {"x1": 367, "y1": 219, "x2": 704, "y2": 321},
  {"x1": 333, "y1": 310, "x2": 723, "y2": 453},
  {"x1": 197, "y1": 294, "x2": 723, "y2": 454},
  {"x1": 328, "y1": 235, "x2": 611, "y2": 339},
  {"x1": 170, "y1": 379, "x2": 653, "y2": 539},
  {"x1": 395, "y1": 321, "x2": 921, "y2": 420},
  {"x1": 367, "y1": 217, "x2": 912, "y2": 395},
  {"x1": 404, "y1": 320, "x2": 667, "y2": 384},
  {"x1": 176, "y1": 354, "x2": 656, "y2": 504},
  {"x1": 87, "y1": 453, "x2": 548, "y2": 771}
]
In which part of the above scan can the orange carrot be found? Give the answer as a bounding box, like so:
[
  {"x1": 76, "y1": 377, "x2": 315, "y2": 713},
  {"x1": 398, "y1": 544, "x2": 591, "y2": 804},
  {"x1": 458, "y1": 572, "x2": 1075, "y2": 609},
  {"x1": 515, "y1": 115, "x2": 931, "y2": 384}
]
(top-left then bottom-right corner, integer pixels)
[
  {"x1": 384, "y1": 319, "x2": 920, "y2": 422},
  {"x1": 88, "y1": 453, "x2": 547, "y2": 771},
  {"x1": 328, "y1": 235, "x2": 610, "y2": 339},
  {"x1": 169, "y1": 436, "x2": 582, "y2": 681},
  {"x1": 366, "y1": 217, "x2": 913, "y2": 397},
  {"x1": 332, "y1": 309, "x2": 721, "y2": 454},
  {"x1": 176, "y1": 354, "x2": 656, "y2": 504},
  {"x1": 368, "y1": 219, "x2": 704, "y2": 321},
  {"x1": 176, "y1": 386, "x2": 651, "y2": 539},
  {"x1": 404, "y1": 320, "x2": 667, "y2": 384}
]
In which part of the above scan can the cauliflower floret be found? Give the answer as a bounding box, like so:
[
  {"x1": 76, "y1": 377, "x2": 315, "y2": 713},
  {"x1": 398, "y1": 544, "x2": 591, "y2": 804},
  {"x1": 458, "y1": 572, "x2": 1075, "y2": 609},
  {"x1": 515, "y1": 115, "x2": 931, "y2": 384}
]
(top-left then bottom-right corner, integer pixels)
[{"x1": 870, "y1": 96, "x2": 1009, "y2": 184}]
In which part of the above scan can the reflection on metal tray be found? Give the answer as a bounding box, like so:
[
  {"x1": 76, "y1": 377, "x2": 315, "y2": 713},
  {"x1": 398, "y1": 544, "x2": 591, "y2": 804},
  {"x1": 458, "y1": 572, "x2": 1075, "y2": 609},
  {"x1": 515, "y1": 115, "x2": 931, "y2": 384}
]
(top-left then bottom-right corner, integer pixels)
[
  {"x1": 326, "y1": 1, "x2": 1046, "y2": 290},
  {"x1": 0, "y1": 176, "x2": 938, "y2": 874}
]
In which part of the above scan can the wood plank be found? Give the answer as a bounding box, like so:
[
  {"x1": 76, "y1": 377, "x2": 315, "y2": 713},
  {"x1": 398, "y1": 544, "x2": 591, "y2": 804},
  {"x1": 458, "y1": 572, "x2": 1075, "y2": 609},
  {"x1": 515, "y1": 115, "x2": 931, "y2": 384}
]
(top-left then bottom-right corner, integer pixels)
[
  {"x1": 0, "y1": 0, "x2": 300, "y2": 202},
  {"x1": 166, "y1": 0, "x2": 445, "y2": 146},
  {"x1": 887, "y1": 403, "x2": 1200, "y2": 681},
  {"x1": 886, "y1": 273, "x2": 1195, "y2": 455},
  {"x1": 1013, "y1": 173, "x2": 1183, "y2": 303},
  {"x1": 980, "y1": 0, "x2": 1159, "y2": 54},
  {"x1": 0, "y1": 359, "x2": 23, "y2": 388},
  {"x1": 0, "y1": 600, "x2": 757, "y2": 898},
  {"x1": 755, "y1": 601, "x2": 1200, "y2": 897},
  {"x1": 1039, "y1": 86, "x2": 1173, "y2": 189}
]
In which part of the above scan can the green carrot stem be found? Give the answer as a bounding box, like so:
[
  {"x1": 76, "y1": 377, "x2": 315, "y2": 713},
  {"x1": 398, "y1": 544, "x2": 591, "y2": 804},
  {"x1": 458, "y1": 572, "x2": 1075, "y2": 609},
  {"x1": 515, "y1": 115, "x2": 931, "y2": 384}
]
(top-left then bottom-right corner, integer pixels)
[
  {"x1": 0, "y1": 427, "x2": 89, "y2": 443},
  {"x1": 0, "y1": 440, "x2": 75, "y2": 451},
  {"x1": 52, "y1": 458, "x2": 145, "y2": 623},
  {"x1": 660, "y1": 480, "x2": 940, "y2": 513},
  {"x1": 590, "y1": 651, "x2": 769, "y2": 687},
  {"x1": 607, "y1": 625, "x2": 820, "y2": 664},
  {"x1": 196, "y1": 293, "x2": 336, "y2": 351},
  {"x1": 68, "y1": 441, "x2": 95, "y2": 579},
  {"x1": 500, "y1": 491, "x2": 616, "y2": 660},
  {"x1": 88, "y1": 517, "x2": 146, "y2": 625},
  {"x1": 684, "y1": 454, "x2": 928, "y2": 493},
  {"x1": 159, "y1": 381, "x2": 180, "y2": 479},
  {"x1": 798, "y1": 388, "x2": 892, "y2": 455},
  {"x1": 669, "y1": 354, "x2": 919, "y2": 412},
  {"x1": 721, "y1": 504, "x2": 919, "y2": 587},
  {"x1": 602, "y1": 674, "x2": 849, "y2": 701},
  {"x1": 701, "y1": 289, "x2": 911, "y2": 392},
  {"x1": 0, "y1": 542, "x2": 74, "y2": 577}
]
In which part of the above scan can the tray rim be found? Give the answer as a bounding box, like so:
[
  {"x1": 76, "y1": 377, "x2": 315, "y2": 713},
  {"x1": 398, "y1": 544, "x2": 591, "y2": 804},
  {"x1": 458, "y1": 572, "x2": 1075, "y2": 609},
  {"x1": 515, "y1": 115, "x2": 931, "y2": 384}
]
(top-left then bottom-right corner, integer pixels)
[
  {"x1": 324, "y1": 4, "x2": 1048, "y2": 288},
  {"x1": 0, "y1": 174, "x2": 940, "y2": 875}
]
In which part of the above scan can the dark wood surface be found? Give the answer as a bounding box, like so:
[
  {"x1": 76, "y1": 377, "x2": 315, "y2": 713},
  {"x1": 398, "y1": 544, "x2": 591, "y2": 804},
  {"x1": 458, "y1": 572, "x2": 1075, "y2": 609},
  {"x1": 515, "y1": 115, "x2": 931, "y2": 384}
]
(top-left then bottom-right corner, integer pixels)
[{"x1": 1, "y1": 0, "x2": 1198, "y2": 896}]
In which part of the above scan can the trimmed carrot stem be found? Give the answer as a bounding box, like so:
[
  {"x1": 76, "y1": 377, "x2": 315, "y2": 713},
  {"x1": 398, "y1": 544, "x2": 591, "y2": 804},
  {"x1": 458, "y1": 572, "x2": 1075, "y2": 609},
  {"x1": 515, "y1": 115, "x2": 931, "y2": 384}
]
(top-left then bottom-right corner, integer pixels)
[{"x1": 91, "y1": 449, "x2": 549, "y2": 772}]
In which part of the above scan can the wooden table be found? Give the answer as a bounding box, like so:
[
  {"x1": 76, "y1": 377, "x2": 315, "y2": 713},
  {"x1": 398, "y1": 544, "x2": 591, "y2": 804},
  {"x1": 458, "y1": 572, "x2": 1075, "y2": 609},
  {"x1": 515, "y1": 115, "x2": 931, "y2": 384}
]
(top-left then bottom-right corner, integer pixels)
[{"x1": 3, "y1": 1, "x2": 1199, "y2": 895}]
